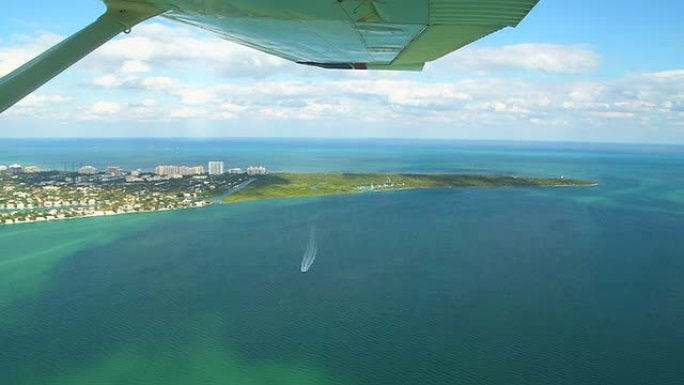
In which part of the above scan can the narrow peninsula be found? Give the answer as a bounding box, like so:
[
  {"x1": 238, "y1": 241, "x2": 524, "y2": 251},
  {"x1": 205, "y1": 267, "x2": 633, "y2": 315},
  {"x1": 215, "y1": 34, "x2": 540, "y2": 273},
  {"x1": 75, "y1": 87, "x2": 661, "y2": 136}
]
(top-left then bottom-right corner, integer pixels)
[
  {"x1": 223, "y1": 172, "x2": 596, "y2": 203},
  {"x1": 0, "y1": 162, "x2": 595, "y2": 226}
]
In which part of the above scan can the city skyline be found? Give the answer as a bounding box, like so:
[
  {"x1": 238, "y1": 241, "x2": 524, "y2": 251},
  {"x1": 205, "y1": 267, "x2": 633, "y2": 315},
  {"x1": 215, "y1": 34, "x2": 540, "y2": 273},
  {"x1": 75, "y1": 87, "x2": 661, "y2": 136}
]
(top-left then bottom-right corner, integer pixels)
[{"x1": 0, "y1": 159, "x2": 267, "y2": 176}]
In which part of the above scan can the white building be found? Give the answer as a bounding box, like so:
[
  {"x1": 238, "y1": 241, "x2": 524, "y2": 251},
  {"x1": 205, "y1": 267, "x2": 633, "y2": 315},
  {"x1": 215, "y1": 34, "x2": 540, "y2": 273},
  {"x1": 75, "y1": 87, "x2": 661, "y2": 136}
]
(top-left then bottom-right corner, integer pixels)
[
  {"x1": 208, "y1": 161, "x2": 224, "y2": 175},
  {"x1": 189, "y1": 165, "x2": 204, "y2": 175},
  {"x1": 78, "y1": 165, "x2": 98, "y2": 175},
  {"x1": 154, "y1": 165, "x2": 204, "y2": 177},
  {"x1": 228, "y1": 168, "x2": 242, "y2": 174},
  {"x1": 246, "y1": 166, "x2": 268, "y2": 176},
  {"x1": 106, "y1": 166, "x2": 124, "y2": 176},
  {"x1": 23, "y1": 166, "x2": 41, "y2": 173}
]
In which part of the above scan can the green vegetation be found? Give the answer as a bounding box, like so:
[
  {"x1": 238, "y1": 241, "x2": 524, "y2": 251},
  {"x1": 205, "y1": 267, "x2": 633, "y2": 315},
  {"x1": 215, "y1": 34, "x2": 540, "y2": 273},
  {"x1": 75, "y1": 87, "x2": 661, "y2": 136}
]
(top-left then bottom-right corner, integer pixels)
[{"x1": 223, "y1": 172, "x2": 596, "y2": 203}]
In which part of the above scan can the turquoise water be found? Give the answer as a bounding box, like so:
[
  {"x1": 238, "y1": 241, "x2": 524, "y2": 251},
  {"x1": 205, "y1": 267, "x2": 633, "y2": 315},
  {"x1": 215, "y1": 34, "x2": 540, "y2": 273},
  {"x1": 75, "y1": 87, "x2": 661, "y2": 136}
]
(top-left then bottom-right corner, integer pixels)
[{"x1": 1, "y1": 139, "x2": 683, "y2": 384}]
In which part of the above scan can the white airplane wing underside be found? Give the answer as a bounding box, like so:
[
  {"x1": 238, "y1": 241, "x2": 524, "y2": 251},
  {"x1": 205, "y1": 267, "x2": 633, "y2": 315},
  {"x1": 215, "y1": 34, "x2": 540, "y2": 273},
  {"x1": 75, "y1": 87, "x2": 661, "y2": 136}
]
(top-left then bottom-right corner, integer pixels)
[{"x1": 0, "y1": 0, "x2": 539, "y2": 113}]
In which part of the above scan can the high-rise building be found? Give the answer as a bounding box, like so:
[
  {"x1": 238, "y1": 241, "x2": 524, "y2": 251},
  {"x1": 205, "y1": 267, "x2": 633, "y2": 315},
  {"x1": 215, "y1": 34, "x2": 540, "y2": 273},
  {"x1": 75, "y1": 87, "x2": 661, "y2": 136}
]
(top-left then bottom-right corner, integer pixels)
[
  {"x1": 188, "y1": 165, "x2": 205, "y2": 175},
  {"x1": 154, "y1": 165, "x2": 204, "y2": 177},
  {"x1": 208, "y1": 161, "x2": 224, "y2": 175},
  {"x1": 246, "y1": 166, "x2": 268, "y2": 176}
]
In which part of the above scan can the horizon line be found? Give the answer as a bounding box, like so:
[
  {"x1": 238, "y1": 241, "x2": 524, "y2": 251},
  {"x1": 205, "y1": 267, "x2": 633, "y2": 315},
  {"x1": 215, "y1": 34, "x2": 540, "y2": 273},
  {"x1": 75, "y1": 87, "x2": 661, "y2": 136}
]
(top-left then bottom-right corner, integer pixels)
[{"x1": 0, "y1": 137, "x2": 682, "y2": 147}]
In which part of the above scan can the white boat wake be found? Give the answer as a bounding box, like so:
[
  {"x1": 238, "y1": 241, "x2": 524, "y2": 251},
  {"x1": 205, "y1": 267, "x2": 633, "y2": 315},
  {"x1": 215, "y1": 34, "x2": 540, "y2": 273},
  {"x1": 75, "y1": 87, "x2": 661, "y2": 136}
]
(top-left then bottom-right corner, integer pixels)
[{"x1": 300, "y1": 225, "x2": 318, "y2": 273}]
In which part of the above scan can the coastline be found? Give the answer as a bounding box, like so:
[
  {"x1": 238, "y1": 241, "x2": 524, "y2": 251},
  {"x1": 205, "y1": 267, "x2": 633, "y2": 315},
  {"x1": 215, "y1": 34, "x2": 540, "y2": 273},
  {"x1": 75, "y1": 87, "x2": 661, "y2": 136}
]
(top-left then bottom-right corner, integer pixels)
[
  {"x1": 1, "y1": 168, "x2": 248, "y2": 227},
  {"x1": 222, "y1": 172, "x2": 598, "y2": 204},
  {"x1": 0, "y1": 203, "x2": 210, "y2": 227},
  {"x1": 1, "y1": 173, "x2": 598, "y2": 226},
  {"x1": 222, "y1": 178, "x2": 598, "y2": 205}
]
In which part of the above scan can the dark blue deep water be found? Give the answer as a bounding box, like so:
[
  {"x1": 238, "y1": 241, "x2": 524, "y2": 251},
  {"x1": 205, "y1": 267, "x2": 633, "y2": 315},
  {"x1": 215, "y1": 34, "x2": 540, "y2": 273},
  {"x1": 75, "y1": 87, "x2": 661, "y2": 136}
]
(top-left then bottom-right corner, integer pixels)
[{"x1": 1, "y1": 139, "x2": 683, "y2": 385}]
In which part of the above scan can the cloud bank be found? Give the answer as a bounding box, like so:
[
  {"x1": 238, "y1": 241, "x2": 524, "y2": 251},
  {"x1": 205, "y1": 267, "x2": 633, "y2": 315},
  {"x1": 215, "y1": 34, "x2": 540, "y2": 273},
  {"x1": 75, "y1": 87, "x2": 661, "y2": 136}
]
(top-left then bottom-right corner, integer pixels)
[{"x1": 0, "y1": 22, "x2": 682, "y2": 142}]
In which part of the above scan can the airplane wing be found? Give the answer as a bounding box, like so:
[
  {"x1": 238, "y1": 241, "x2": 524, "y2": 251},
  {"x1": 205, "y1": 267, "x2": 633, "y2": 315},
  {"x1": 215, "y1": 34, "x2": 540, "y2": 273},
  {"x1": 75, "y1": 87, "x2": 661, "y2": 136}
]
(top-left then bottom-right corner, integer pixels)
[{"x1": 0, "y1": 0, "x2": 540, "y2": 113}]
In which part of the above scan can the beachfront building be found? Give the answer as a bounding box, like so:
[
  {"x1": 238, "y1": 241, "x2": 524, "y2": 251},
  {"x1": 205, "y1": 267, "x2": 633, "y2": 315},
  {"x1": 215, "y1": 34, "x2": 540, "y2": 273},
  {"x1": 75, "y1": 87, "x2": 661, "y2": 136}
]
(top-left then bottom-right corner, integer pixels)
[
  {"x1": 23, "y1": 166, "x2": 41, "y2": 173},
  {"x1": 208, "y1": 161, "x2": 224, "y2": 175},
  {"x1": 246, "y1": 166, "x2": 268, "y2": 176},
  {"x1": 155, "y1": 165, "x2": 205, "y2": 177},
  {"x1": 78, "y1": 165, "x2": 98, "y2": 175},
  {"x1": 106, "y1": 166, "x2": 124, "y2": 176},
  {"x1": 228, "y1": 168, "x2": 242, "y2": 174}
]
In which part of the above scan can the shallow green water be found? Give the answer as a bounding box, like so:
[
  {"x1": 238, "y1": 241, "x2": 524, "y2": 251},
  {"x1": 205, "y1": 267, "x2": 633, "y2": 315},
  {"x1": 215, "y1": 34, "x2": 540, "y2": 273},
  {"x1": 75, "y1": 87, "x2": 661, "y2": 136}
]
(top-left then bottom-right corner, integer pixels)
[{"x1": 1, "y1": 140, "x2": 683, "y2": 384}]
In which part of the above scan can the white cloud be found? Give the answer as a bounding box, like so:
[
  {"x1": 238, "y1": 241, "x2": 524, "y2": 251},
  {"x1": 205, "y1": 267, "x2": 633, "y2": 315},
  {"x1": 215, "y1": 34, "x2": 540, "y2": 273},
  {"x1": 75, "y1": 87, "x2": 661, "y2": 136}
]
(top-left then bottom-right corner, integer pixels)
[
  {"x1": 43, "y1": 68, "x2": 681, "y2": 134},
  {"x1": 76, "y1": 22, "x2": 295, "y2": 78},
  {"x1": 141, "y1": 98, "x2": 156, "y2": 107},
  {"x1": 62, "y1": 101, "x2": 124, "y2": 121},
  {"x1": 431, "y1": 43, "x2": 601, "y2": 75},
  {"x1": 90, "y1": 101, "x2": 121, "y2": 114},
  {"x1": 92, "y1": 75, "x2": 122, "y2": 88},
  {"x1": 592, "y1": 111, "x2": 635, "y2": 119},
  {"x1": 169, "y1": 106, "x2": 203, "y2": 119},
  {"x1": 120, "y1": 59, "x2": 151, "y2": 74},
  {"x1": 140, "y1": 76, "x2": 176, "y2": 91},
  {"x1": 15, "y1": 93, "x2": 71, "y2": 108},
  {"x1": 177, "y1": 88, "x2": 214, "y2": 105},
  {"x1": 2, "y1": 93, "x2": 71, "y2": 118},
  {"x1": 0, "y1": 22, "x2": 602, "y2": 81},
  {"x1": 0, "y1": 32, "x2": 63, "y2": 77},
  {"x1": 383, "y1": 83, "x2": 472, "y2": 107},
  {"x1": 642, "y1": 69, "x2": 684, "y2": 81},
  {"x1": 2, "y1": 25, "x2": 683, "y2": 142}
]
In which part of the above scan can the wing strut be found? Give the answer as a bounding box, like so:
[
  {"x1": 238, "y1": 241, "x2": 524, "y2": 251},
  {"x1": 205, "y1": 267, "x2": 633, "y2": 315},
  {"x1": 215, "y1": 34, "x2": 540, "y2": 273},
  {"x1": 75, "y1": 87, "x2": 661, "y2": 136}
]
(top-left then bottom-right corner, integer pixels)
[{"x1": 0, "y1": 1, "x2": 165, "y2": 114}]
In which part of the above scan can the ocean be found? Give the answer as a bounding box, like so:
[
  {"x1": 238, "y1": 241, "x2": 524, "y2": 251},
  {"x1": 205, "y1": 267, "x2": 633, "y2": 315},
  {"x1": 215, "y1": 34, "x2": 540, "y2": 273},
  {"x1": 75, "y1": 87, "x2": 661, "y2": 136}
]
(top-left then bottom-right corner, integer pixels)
[{"x1": 1, "y1": 139, "x2": 683, "y2": 385}]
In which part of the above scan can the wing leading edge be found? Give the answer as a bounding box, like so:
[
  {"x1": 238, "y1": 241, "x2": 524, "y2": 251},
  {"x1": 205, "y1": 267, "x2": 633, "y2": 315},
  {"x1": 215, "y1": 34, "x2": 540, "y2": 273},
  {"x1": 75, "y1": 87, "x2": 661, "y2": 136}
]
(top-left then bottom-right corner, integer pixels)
[{"x1": 0, "y1": 0, "x2": 540, "y2": 113}]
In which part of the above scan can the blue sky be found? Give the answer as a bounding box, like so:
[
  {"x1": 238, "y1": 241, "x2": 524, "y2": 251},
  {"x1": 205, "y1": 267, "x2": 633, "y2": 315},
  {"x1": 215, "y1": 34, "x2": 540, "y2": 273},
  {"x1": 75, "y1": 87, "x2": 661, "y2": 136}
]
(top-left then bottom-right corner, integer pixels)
[{"x1": 1, "y1": 0, "x2": 683, "y2": 143}]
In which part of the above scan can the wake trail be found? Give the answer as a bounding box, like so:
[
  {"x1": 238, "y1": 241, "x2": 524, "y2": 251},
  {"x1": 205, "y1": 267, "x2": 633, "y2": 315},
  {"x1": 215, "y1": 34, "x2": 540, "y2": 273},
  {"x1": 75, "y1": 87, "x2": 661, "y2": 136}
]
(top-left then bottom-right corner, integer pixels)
[{"x1": 300, "y1": 225, "x2": 318, "y2": 273}]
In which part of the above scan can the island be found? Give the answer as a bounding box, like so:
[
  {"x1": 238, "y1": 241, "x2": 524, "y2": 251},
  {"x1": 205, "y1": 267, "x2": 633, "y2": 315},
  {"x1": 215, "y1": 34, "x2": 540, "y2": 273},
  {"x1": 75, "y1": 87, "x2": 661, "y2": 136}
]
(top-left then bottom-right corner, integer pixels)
[{"x1": 223, "y1": 172, "x2": 596, "y2": 203}]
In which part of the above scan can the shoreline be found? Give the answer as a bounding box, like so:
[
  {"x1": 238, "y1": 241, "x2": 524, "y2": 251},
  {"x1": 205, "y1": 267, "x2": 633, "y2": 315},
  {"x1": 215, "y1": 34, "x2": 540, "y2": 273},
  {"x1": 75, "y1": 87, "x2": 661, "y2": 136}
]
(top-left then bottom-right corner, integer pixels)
[
  {"x1": 0, "y1": 203, "x2": 210, "y2": 227},
  {"x1": 1, "y1": 174, "x2": 598, "y2": 226},
  {"x1": 222, "y1": 181, "x2": 599, "y2": 205}
]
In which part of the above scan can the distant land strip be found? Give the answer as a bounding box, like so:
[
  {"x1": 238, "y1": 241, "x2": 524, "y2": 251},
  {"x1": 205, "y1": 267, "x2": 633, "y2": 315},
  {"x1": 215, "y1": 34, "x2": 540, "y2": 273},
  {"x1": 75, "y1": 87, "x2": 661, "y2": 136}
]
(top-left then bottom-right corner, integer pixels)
[
  {"x1": 223, "y1": 173, "x2": 597, "y2": 203},
  {"x1": 0, "y1": 170, "x2": 596, "y2": 226}
]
